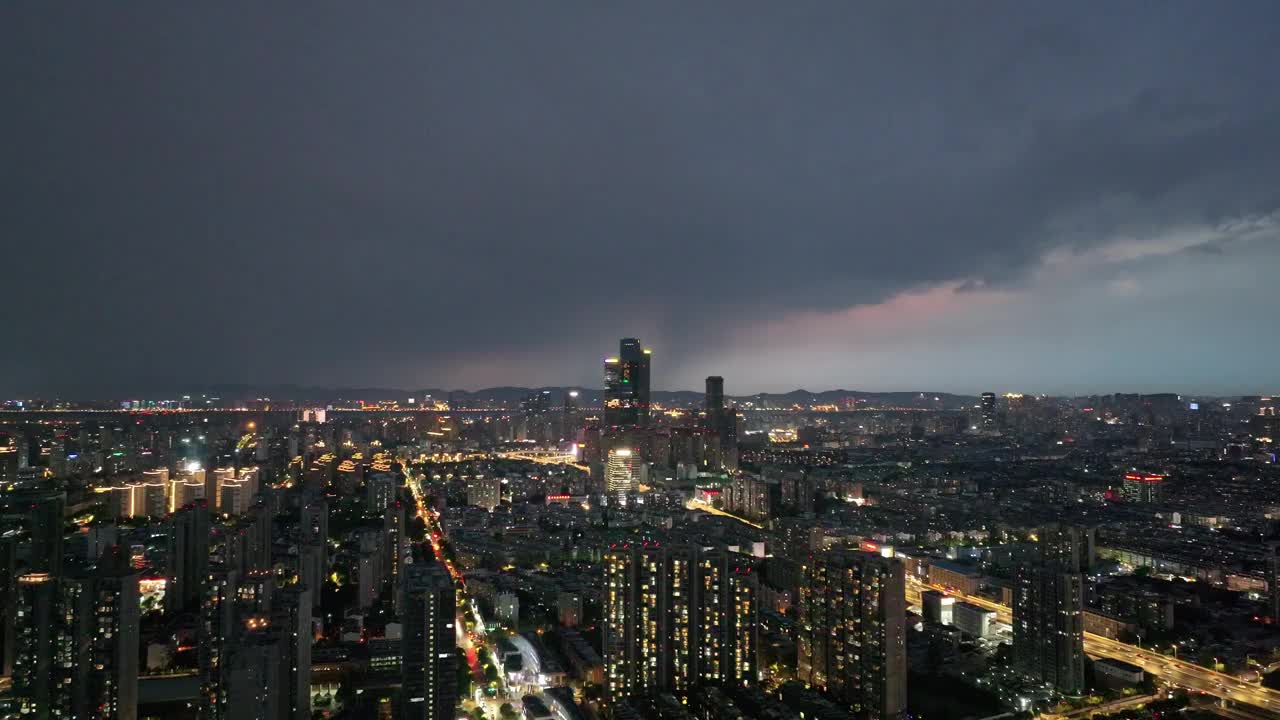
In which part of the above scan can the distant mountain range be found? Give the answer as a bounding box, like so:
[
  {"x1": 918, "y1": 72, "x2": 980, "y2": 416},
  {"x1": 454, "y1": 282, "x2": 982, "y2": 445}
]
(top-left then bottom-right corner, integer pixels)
[{"x1": 111, "y1": 383, "x2": 979, "y2": 409}]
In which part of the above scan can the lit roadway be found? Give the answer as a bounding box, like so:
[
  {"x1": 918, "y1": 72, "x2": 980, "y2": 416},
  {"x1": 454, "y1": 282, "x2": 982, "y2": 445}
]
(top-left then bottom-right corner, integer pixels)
[
  {"x1": 409, "y1": 472, "x2": 517, "y2": 719},
  {"x1": 906, "y1": 580, "x2": 1280, "y2": 713},
  {"x1": 684, "y1": 498, "x2": 764, "y2": 529}
]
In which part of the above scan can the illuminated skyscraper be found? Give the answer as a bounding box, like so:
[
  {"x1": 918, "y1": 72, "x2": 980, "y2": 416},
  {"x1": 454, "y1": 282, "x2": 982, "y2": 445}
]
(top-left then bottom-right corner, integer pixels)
[
  {"x1": 980, "y1": 392, "x2": 997, "y2": 431},
  {"x1": 199, "y1": 566, "x2": 238, "y2": 719},
  {"x1": 84, "y1": 546, "x2": 141, "y2": 720},
  {"x1": 797, "y1": 549, "x2": 907, "y2": 720},
  {"x1": 11, "y1": 571, "x2": 58, "y2": 719},
  {"x1": 604, "y1": 448, "x2": 639, "y2": 502},
  {"x1": 1013, "y1": 526, "x2": 1086, "y2": 694},
  {"x1": 703, "y1": 376, "x2": 738, "y2": 471},
  {"x1": 401, "y1": 560, "x2": 456, "y2": 720},
  {"x1": 604, "y1": 338, "x2": 651, "y2": 429},
  {"x1": 10, "y1": 547, "x2": 139, "y2": 720},
  {"x1": 603, "y1": 543, "x2": 756, "y2": 707},
  {"x1": 562, "y1": 390, "x2": 580, "y2": 441}
]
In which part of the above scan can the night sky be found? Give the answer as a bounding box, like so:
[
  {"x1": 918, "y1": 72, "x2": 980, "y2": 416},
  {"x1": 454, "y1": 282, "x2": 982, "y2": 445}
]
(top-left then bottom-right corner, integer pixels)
[{"x1": 4, "y1": 3, "x2": 1279, "y2": 397}]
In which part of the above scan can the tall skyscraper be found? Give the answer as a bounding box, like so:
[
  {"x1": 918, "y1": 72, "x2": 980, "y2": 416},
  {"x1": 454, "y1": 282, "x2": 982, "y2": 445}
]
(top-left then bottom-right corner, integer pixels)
[
  {"x1": 85, "y1": 546, "x2": 141, "y2": 720},
  {"x1": 10, "y1": 547, "x2": 139, "y2": 720},
  {"x1": 797, "y1": 549, "x2": 907, "y2": 720},
  {"x1": 384, "y1": 502, "x2": 408, "y2": 612},
  {"x1": 1013, "y1": 526, "x2": 1086, "y2": 694},
  {"x1": 980, "y1": 392, "x2": 997, "y2": 431},
  {"x1": 604, "y1": 448, "x2": 639, "y2": 503},
  {"x1": 274, "y1": 583, "x2": 313, "y2": 720},
  {"x1": 299, "y1": 499, "x2": 328, "y2": 610},
  {"x1": 167, "y1": 501, "x2": 211, "y2": 613},
  {"x1": 198, "y1": 565, "x2": 310, "y2": 720},
  {"x1": 603, "y1": 543, "x2": 757, "y2": 707},
  {"x1": 604, "y1": 338, "x2": 651, "y2": 429},
  {"x1": 703, "y1": 376, "x2": 738, "y2": 471},
  {"x1": 200, "y1": 566, "x2": 239, "y2": 720},
  {"x1": 401, "y1": 560, "x2": 456, "y2": 720},
  {"x1": 11, "y1": 571, "x2": 58, "y2": 719},
  {"x1": 562, "y1": 390, "x2": 580, "y2": 441}
]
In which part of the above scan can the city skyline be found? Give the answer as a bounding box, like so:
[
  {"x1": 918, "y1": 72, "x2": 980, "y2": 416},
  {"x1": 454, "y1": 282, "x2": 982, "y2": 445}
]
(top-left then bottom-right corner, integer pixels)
[
  {"x1": 6, "y1": 4, "x2": 1280, "y2": 720},
  {"x1": 4, "y1": 3, "x2": 1280, "y2": 397}
]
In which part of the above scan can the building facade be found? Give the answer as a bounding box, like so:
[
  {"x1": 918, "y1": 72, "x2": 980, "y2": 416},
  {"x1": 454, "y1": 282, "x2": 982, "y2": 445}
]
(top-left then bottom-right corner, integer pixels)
[{"x1": 796, "y1": 549, "x2": 907, "y2": 720}]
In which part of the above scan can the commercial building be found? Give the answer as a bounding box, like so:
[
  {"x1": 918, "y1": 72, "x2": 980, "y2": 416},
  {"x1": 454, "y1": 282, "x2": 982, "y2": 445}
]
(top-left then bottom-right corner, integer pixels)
[
  {"x1": 605, "y1": 448, "x2": 640, "y2": 503},
  {"x1": 603, "y1": 338, "x2": 651, "y2": 429},
  {"x1": 980, "y1": 392, "x2": 997, "y2": 431},
  {"x1": 953, "y1": 602, "x2": 997, "y2": 639},
  {"x1": 927, "y1": 560, "x2": 982, "y2": 596},
  {"x1": 1122, "y1": 472, "x2": 1164, "y2": 504},
  {"x1": 921, "y1": 590, "x2": 955, "y2": 625},
  {"x1": 703, "y1": 376, "x2": 738, "y2": 471},
  {"x1": 1093, "y1": 659, "x2": 1144, "y2": 690}
]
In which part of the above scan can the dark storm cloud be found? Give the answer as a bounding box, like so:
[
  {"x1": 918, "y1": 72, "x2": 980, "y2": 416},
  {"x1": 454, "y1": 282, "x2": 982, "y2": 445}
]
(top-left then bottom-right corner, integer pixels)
[{"x1": 3, "y1": 2, "x2": 1278, "y2": 395}]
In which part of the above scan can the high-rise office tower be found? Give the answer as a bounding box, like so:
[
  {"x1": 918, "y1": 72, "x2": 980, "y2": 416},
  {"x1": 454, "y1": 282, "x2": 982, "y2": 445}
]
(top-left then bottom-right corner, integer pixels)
[
  {"x1": 980, "y1": 392, "x2": 997, "y2": 431},
  {"x1": 604, "y1": 448, "x2": 639, "y2": 503},
  {"x1": 562, "y1": 390, "x2": 580, "y2": 441},
  {"x1": 384, "y1": 502, "x2": 407, "y2": 611},
  {"x1": 604, "y1": 338, "x2": 651, "y2": 429},
  {"x1": 703, "y1": 376, "x2": 738, "y2": 471},
  {"x1": 401, "y1": 560, "x2": 456, "y2": 720},
  {"x1": 603, "y1": 544, "x2": 757, "y2": 706},
  {"x1": 1013, "y1": 527, "x2": 1086, "y2": 694},
  {"x1": 797, "y1": 549, "x2": 907, "y2": 720},
  {"x1": 167, "y1": 501, "x2": 211, "y2": 613}
]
